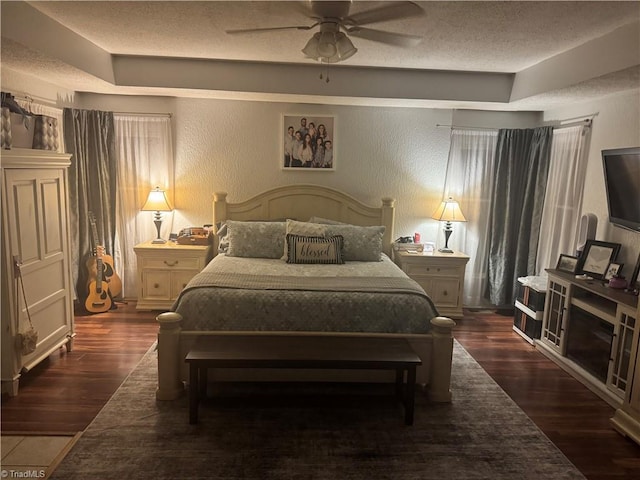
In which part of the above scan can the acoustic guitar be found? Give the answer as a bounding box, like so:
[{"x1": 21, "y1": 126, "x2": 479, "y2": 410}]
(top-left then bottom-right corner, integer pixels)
[
  {"x1": 85, "y1": 245, "x2": 112, "y2": 313},
  {"x1": 86, "y1": 212, "x2": 122, "y2": 299}
]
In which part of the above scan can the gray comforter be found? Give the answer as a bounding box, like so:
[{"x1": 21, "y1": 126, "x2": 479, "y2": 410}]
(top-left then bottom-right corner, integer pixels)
[{"x1": 172, "y1": 254, "x2": 438, "y2": 334}]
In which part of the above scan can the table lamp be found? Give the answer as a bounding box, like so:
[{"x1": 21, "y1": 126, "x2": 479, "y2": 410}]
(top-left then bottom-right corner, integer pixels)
[
  {"x1": 141, "y1": 187, "x2": 173, "y2": 244},
  {"x1": 431, "y1": 197, "x2": 466, "y2": 253}
]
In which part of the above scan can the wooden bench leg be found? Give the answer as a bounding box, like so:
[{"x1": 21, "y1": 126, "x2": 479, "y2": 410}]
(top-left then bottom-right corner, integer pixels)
[
  {"x1": 189, "y1": 363, "x2": 199, "y2": 424},
  {"x1": 395, "y1": 368, "x2": 404, "y2": 399},
  {"x1": 199, "y1": 367, "x2": 208, "y2": 397},
  {"x1": 404, "y1": 367, "x2": 417, "y2": 426}
]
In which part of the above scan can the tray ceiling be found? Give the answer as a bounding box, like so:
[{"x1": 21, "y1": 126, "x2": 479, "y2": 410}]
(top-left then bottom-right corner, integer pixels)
[{"x1": 1, "y1": 1, "x2": 639, "y2": 110}]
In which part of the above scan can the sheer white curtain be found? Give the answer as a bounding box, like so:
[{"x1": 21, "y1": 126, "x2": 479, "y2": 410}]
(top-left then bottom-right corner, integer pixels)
[
  {"x1": 442, "y1": 129, "x2": 498, "y2": 307},
  {"x1": 114, "y1": 114, "x2": 174, "y2": 299},
  {"x1": 535, "y1": 124, "x2": 591, "y2": 274}
]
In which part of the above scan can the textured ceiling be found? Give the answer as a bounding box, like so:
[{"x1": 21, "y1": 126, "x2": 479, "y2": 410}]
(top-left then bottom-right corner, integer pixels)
[{"x1": 2, "y1": 1, "x2": 639, "y2": 110}]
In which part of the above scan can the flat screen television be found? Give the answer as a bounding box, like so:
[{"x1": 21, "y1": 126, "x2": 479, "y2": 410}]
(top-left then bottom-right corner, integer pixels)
[{"x1": 601, "y1": 146, "x2": 640, "y2": 233}]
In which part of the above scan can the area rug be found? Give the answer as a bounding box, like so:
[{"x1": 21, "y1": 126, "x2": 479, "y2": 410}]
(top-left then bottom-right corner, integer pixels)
[{"x1": 50, "y1": 342, "x2": 585, "y2": 480}]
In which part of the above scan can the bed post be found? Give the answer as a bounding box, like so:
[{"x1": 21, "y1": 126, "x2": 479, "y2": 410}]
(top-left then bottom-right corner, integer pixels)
[
  {"x1": 212, "y1": 192, "x2": 228, "y2": 256},
  {"x1": 156, "y1": 312, "x2": 185, "y2": 401},
  {"x1": 428, "y1": 316, "x2": 456, "y2": 402},
  {"x1": 381, "y1": 197, "x2": 395, "y2": 255}
]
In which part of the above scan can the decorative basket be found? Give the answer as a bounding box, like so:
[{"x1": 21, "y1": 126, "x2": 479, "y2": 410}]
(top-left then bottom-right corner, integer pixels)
[
  {"x1": 32, "y1": 115, "x2": 59, "y2": 151},
  {"x1": 1, "y1": 107, "x2": 11, "y2": 149}
]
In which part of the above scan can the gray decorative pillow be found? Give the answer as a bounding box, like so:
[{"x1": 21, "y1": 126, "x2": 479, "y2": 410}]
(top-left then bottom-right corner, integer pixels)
[
  {"x1": 217, "y1": 218, "x2": 292, "y2": 254},
  {"x1": 283, "y1": 219, "x2": 327, "y2": 259},
  {"x1": 324, "y1": 224, "x2": 386, "y2": 262},
  {"x1": 226, "y1": 220, "x2": 286, "y2": 258},
  {"x1": 286, "y1": 234, "x2": 344, "y2": 264}
]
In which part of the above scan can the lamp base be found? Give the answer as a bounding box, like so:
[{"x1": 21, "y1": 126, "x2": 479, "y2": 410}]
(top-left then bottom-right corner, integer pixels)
[
  {"x1": 438, "y1": 247, "x2": 454, "y2": 254},
  {"x1": 151, "y1": 217, "x2": 165, "y2": 244}
]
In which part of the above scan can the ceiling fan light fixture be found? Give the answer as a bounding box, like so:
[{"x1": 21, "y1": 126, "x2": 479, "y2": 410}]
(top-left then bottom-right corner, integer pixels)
[
  {"x1": 302, "y1": 31, "x2": 357, "y2": 64},
  {"x1": 334, "y1": 32, "x2": 357, "y2": 61},
  {"x1": 317, "y1": 31, "x2": 338, "y2": 57},
  {"x1": 302, "y1": 33, "x2": 322, "y2": 59}
]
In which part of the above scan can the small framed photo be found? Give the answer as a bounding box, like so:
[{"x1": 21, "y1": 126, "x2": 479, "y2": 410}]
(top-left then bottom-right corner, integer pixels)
[
  {"x1": 556, "y1": 254, "x2": 579, "y2": 273},
  {"x1": 604, "y1": 263, "x2": 623, "y2": 281},
  {"x1": 578, "y1": 240, "x2": 622, "y2": 279},
  {"x1": 282, "y1": 114, "x2": 335, "y2": 170}
]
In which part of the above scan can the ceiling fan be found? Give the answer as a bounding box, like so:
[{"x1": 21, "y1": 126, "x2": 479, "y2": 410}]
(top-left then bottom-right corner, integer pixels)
[{"x1": 226, "y1": 1, "x2": 425, "y2": 64}]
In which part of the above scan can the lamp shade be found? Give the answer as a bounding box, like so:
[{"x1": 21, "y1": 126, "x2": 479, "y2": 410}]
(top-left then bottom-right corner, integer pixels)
[
  {"x1": 141, "y1": 187, "x2": 172, "y2": 212},
  {"x1": 431, "y1": 197, "x2": 467, "y2": 223}
]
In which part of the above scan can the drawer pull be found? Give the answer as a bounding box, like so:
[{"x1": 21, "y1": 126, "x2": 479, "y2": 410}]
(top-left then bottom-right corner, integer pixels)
[
  {"x1": 164, "y1": 260, "x2": 178, "y2": 267},
  {"x1": 153, "y1": 283, "x2": 160, "y2": 289},
  {"x1": 442, "y1": 290, "x2": 448, "y2": 296}
]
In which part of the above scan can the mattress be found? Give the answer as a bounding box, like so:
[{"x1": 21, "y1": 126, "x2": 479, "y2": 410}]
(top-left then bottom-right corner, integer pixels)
[{"x1": 172, "y1": 254, "x2": 438, "y2": 334}]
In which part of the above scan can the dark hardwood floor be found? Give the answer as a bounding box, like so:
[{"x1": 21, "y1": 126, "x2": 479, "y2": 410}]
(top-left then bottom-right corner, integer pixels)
[
  {"x1": 1, "y1": 301, "x2": 158, "y2": 433},
  {"x1": 1, "y1": 303, "x2": 639, "y2": 479}
]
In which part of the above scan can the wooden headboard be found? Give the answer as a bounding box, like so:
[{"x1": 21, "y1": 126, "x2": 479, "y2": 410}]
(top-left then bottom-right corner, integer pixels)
[{"x1": 213, "y1": 184, "x2": 396, "y2": 255}]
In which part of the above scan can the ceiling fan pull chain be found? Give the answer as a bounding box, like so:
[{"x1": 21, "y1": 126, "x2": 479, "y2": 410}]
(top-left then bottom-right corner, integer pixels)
[{"x1": 319, "y1": 60, "x2": 330, "y2": 83}]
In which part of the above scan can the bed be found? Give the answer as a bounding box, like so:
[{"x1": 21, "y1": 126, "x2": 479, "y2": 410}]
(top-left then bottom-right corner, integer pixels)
[{"x1": 155, "y1": 184, "x2": 455, "y2": 402}]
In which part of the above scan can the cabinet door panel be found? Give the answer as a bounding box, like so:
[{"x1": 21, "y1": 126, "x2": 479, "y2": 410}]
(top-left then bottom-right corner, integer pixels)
[
  {"x1": 5, "y1": 174, "x2": 39, "y2": 264},
  {"x1": 409, "y1": 276, "x2": 434, "y2": 298},
  {"x1": 41, "y1": 178, "x2": 65, "y2": 256},
  {"x1": 430, "y1": 278, "x2": 461, "y2": 307},
  {"x1": 142, "y1": 271, "x2": 171, "y2": 300},
  {"x1": 171, "y1": 271, "x2": 197, "y2": 298}
]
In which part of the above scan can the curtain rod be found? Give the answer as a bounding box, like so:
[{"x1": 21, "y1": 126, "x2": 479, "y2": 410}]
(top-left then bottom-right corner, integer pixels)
[
  {"x1": 558, "y1": 112, "x2": 598, "y2": 124},
  {"x1": 114, "y1": 112, "x2": 172, "y2": 118},
  {"x1": 437, "y1": 115, "x2": 595, "y2": 131},
  {"x1": 554, "y1": 118, "x2": 592, "y2": 129},
  {"x1": 435, "y1": 124, "x2": 497, "y2": 130}
]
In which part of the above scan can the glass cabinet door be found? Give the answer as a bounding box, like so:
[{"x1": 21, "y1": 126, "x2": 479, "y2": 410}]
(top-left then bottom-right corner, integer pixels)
[
  {"x1": 609, "y1": 306, "x2": 637, "y2": 395},
  {"x1": 542, "y1": 277, "x2": 569, "y2": 353}
]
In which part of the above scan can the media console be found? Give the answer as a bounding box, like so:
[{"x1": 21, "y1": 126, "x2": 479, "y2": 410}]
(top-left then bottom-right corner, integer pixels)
[
  {"x1": 537, "y1": 270, "x2": 638, "y2": 406},
  {"x1": 537, "y1": 270, "x2": 640, "y2": 444}
]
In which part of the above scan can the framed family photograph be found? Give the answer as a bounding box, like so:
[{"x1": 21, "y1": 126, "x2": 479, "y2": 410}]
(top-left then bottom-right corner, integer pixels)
[
  {"x1": 604, "y1": 262, "x2": 623, "y2": 281},
  {"x1": 578, "y1": 240, "x2": 621, "y2": 279},
  {"x1": 556, "y1": 254, "x2": 579, "y2": 273},
  {"x1": 282, "y1": 115, "x2": 335, "y2": 170}
]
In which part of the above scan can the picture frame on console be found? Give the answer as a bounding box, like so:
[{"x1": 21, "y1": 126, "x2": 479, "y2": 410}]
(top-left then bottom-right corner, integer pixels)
[
  {"x1": 630, "y1": 252, "x2": 640, "y2": 290},
  {"x1": 604, "y1": 262, "x2": 623, "y2": 281},
  {"x1": 282, "y1": 114, "x2": 335, "y2": 170},
  {"x1": 557, "y1": 254, "x2": 579, "y2": 273},
  {"x1": 578, "y1": 240, "x2": 622, "y2": 279}
]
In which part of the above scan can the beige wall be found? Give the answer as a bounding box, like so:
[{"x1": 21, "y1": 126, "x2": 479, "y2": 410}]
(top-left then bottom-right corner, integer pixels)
[
  {"x1": 5, "y1": 65, "x2": 638, "y2": 269},
  {"x1": 544, "y1": 90, "x2": 640, "y2": 272}
]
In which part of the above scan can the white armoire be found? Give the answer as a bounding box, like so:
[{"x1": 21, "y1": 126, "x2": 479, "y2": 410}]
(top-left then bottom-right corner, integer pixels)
[{"x1": 1, "y1": 148, "x2": 75, "y2": 396}]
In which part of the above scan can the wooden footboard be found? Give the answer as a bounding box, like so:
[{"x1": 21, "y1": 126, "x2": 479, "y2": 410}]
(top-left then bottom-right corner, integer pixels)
[{"x1": 155, "y1": 312, "x2": 456, "y2": 402}]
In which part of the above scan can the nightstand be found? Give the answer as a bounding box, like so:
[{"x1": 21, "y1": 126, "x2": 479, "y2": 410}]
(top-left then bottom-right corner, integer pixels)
[
  {"x1": 134, "y1": 241, "x2": 210, "y2": 310},
  {"x1": 393, "y1": 250, "x2": 469, "y2": 319}
]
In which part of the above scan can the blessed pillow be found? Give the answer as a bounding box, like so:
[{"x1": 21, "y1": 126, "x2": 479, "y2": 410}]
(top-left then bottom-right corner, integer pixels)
[
  {"x1": 283, "y1": 219, "x2": 327, "y2": 259},
  {"x1": 226, "y1": 220, "x2": 286, "y2": 258},
  {"x1": 324, "y1": 224, "x2": 386, "y2": 262},
  {"x1": 286, "y1": 234, "x2": 344, "y2": 264}
]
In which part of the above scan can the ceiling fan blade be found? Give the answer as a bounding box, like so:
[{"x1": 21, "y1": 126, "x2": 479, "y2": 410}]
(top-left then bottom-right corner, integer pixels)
[
  {"x1": 346, "y1": 27, "x2": 422, "y2": 47},
  {"x1": 226, "y1": 24, "x2": 317, "y2": 35},
  {"x1": 344, "y1": 2, "x2": 424, "y2": 26}
]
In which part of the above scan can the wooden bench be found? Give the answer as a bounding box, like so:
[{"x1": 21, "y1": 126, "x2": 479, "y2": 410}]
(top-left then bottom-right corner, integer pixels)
[{"x1": 185, "y1": 335, "x2": 422, "y2": 425}]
